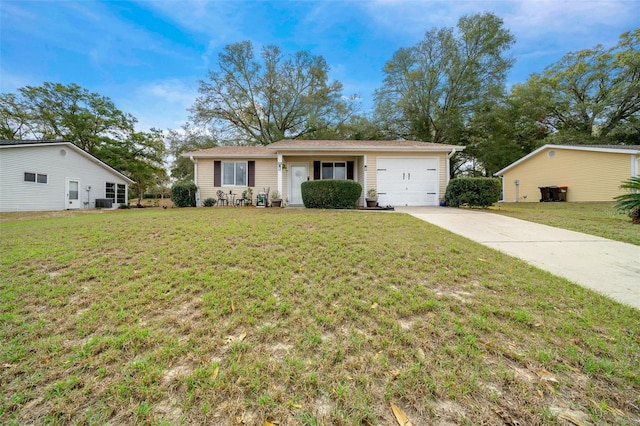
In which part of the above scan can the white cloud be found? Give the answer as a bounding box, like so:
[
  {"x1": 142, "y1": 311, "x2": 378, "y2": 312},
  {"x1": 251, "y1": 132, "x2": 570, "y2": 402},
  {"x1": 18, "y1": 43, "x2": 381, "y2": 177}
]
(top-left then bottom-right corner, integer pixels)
[{"x1": 117, "y1": 78, "x2": 199, "y2": 132}]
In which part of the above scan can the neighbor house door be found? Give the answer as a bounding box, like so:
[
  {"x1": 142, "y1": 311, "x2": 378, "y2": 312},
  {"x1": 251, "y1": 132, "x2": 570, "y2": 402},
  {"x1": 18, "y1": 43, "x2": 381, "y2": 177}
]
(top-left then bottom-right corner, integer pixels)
[
  {"x1": 289, "y1": 164, "x2": 308, "y2": 206},
  {"x1": 66, "y1": 178, "x2": 81, "y2": 209}
]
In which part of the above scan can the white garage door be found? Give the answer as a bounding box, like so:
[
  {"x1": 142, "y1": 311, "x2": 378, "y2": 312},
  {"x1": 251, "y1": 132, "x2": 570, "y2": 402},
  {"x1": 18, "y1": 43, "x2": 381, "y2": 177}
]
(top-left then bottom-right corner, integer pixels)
[{"x1": 377, "y1": 158, "x2": 439, "y2": 206}]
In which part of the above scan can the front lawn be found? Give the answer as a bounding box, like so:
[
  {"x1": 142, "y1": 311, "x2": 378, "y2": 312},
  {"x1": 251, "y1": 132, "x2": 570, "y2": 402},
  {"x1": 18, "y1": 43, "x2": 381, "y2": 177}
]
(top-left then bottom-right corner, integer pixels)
[
  {"x1": 1, "y1": 208, "x2": 638, "y2": 425},
  {"x1": 490, "y1": 202, "x2": 639, "y2": 246}
]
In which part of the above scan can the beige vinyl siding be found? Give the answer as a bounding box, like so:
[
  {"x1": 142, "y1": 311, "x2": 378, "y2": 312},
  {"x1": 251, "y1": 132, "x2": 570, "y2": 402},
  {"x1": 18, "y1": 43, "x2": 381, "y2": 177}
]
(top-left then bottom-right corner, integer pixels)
[
  {"x1": 253, "y1": 159, "x2": 278, "y2": 194},
  {"x1": 195, "y1": 159, "x2": 215, "y2": 202},
  {"x1": 501, "y1": 148, "x2": 633, "y2": 202},
  {"x1": 195, "y1": 158, "x2": 277, "y2": 204}
]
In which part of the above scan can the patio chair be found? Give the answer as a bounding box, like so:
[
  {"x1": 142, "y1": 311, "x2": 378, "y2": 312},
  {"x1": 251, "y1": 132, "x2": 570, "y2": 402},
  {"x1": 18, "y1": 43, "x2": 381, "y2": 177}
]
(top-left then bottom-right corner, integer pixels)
[{"x1": 216, "y1": 190, "x2": 228, "y2": 206}]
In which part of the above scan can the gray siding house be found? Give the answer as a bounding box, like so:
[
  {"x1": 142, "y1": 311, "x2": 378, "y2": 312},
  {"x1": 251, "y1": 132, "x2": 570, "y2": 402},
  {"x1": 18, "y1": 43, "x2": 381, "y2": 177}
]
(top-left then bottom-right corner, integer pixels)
[{"x1": 0, "y1": 140, "x2": 134, "y2": 212}]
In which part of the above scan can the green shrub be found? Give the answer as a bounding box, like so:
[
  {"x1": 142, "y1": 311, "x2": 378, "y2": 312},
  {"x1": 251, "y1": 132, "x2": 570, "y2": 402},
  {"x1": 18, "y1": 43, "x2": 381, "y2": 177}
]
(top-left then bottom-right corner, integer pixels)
[
  {"x1": 170, "y1": 182, "x2": 198, "y2": 207},
  {"x1": 301, "y1": 180, "x2": 362, "y2": 209},
  {"x1": 445, "y1": 177, "x2": 501, "y2": 208},
  {"x1": 614, "y1": 176, "x2": 640, "y2": 224},
  {"x1": 203, "y1": 198, "x2": 217, "y2": 207}
]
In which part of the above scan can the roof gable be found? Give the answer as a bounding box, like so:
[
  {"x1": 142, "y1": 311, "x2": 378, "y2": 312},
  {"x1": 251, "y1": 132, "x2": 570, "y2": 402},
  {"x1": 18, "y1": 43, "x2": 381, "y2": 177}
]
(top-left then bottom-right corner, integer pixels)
[
  {"x1": 494, "y1": 144, "x2": 640, "y2": 176},
  {"x1": 0, "y1": 140, "x2": 135, "y2": 184}
]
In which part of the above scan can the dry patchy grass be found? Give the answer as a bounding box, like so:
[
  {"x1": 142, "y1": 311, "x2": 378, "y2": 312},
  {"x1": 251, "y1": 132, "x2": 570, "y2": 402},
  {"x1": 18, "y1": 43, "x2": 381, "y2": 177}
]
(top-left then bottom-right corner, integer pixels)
[
  {"x1": 490, "y1": 202, "x2": 639, "y2": 246},
  {"x1": 1, "y1": 208, "x2": 639, "y2": 425}
]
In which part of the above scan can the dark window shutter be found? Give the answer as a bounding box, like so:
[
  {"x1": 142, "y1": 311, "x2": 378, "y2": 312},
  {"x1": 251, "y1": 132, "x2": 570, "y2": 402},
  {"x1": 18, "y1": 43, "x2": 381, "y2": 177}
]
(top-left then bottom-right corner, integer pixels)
[
  {"x1": 313, "y1": 161, "x2": 321, "y2": 180},
  {"x1": 248, "y1": 161, "x2": 255, "y2": 187},
  {"x1": 214, "y1": 161, "x2": 221, "y2": 187},
  {"x1": 347, "y1": 161, "x2": 354, "y2": 180}
]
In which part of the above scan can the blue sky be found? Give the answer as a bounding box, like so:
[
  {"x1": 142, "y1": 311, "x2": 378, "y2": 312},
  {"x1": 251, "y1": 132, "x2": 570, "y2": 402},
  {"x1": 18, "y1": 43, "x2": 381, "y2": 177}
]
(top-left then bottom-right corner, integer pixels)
[{"x1": 1, "y1": 0, "x2": 638, "y2": 133}]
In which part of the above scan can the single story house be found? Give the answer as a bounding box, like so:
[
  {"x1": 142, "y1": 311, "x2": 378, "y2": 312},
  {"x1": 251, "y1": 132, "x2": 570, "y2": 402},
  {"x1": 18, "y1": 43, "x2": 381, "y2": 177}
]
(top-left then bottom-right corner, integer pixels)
[
  {"x1": 0, "y1": 140, "x2": 134, "y2": 212},
  {"x1": 185, "y1": 139, "x2": 465, "y2": 207},
  {"x1": 494, "y1": 144, "x2": 640, "y2": 202}
]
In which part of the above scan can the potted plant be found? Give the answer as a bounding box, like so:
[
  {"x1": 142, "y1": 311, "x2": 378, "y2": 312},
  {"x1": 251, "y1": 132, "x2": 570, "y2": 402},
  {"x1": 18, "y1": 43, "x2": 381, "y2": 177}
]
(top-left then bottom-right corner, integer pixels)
[
  {"x1": 366, "y1": 188, "x2": 378, "y2": 207},
  {"x1": 270, "y1": 190, "x2": 283, "y2": 207},
  {"x1": 242, "y1": 188, "x2": 253, "y2": 206}
]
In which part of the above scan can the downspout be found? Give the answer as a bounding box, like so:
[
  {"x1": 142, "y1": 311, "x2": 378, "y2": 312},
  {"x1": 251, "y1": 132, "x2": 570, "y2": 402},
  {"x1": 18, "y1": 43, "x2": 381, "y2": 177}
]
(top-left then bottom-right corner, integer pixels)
[
  {"x1": 446, "y1": 148, "x2": 456, "y2": 185},
  {"x1": 190, "y1": 156, "x2": 200, "y2": 207},
  {"x1": 363, "y1": 154, "x2": 368, "y2": 207},
  {"x1": 277, "y1": 153, "x2": 283, "y2": 200}
]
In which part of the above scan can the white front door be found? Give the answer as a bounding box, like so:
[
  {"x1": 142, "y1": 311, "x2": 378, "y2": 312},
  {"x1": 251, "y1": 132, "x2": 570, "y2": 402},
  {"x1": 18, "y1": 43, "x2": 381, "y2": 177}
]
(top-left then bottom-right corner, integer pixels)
[
  {"x1": 66, "y1": 179, "x2": 81, "y2": 209},
  {"x1": 289, "y1": 164, "x2": 308, "y2": 205}
]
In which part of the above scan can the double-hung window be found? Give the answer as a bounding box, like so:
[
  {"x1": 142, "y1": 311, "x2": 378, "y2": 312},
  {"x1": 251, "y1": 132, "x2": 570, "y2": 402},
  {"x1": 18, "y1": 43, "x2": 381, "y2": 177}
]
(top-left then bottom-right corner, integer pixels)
[
  {"x1": 106, "y1": 183, "x2": 116, "y2": 201},
  {"x1": 222, "y1": 161, "x2": 247, "y2": 186},
  {"x1": 321, "y1": 162, "x2": 346, "y2": 180},
  {"x1": 106, "y1": 183, "x2": 127, "y2": 203},
  {"x1": 24, "y1": 172, "x2": 48, "y2": 184},
  {"x1": 116, "y1": 184, "x2": 126, "y2": 203}
]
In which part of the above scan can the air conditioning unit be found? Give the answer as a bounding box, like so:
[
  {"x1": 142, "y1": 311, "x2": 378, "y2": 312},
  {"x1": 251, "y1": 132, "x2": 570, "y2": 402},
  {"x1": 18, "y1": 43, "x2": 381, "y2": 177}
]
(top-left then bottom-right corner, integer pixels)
[{"x1": 95, "y1": 198, "x2": 113, "y2": 208}]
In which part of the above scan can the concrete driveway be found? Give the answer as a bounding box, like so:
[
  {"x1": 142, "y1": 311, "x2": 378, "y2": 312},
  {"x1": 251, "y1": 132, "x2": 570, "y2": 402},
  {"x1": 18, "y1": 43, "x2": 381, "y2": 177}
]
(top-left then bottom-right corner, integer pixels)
[{"x1": 396, "y1": 207, "x2": 640, "y2": 310}]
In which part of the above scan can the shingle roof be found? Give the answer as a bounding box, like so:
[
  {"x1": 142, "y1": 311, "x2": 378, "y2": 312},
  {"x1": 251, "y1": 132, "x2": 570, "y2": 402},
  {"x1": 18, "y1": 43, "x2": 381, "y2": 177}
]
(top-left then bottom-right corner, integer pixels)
[
  {"x1": 184, "y1": 145, "x2": 274, "y2": 158},
  {"x1": 0, "y1": 139, "x2": 68, "y2": 146},
  {"x1": 185, "y1": 140, "x2": 465, "y2": 157},
  {"x1": 268, "y1": 139, "x2": 463, "y2": 151}
]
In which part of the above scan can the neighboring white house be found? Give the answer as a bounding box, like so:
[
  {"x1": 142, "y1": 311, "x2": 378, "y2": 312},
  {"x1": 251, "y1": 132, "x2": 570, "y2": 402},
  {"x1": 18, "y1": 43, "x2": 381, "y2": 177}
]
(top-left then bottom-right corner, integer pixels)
[{"x1": 0, "y1": 140, "x2": 135, "y2": 212}]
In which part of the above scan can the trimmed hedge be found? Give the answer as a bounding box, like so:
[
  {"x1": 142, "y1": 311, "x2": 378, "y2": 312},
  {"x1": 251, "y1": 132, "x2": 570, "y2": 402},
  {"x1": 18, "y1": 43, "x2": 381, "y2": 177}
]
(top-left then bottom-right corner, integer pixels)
[
  {"x1": 301, "y1": 180, "x2": 362, "y2": 209},
  {"x1": 445, "y1": 177, "x2": 501, "y2": 208},
  {"x1": 170, "y1": 182, "x2": 198, "y2": 207}
]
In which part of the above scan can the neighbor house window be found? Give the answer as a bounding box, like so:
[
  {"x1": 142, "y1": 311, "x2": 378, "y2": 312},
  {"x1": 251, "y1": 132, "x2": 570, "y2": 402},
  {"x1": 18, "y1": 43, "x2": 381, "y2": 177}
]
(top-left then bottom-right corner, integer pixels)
[
  {"x1": 222, "y1": 161, "x2": 247, "y2": 186},
  {"x1": 116, "y1": 184, "x2": 126, "y2": 203},
  {"x1": 24, "y1": 172, "x2": 47, "y2": 184},
  {"x1": 106, "y1": 182, "x2": 116, "y2": 201},
  {"x1": 321, "y1": 162, "x2": 346, "y2": 180}
]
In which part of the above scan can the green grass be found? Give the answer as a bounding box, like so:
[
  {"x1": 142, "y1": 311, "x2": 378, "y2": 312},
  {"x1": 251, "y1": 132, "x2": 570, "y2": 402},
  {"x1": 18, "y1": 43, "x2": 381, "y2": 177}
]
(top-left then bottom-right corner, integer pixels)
[
  {"x1": 490, "y1": 202, "x2": 640, "y2": 245},
  {"x1": 1, "y1": 208, "x2": 639, "y2": 425}
]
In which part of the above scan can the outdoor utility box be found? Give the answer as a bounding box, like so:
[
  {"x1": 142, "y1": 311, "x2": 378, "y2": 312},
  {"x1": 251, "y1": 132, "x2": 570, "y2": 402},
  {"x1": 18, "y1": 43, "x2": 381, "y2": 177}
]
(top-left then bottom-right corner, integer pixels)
[
  {"x1": 95, "y1": 198, "x2": 113, "y2": 208},
  {"x1": 539, "y1": 186, "x2": 567, "y2": 202}
]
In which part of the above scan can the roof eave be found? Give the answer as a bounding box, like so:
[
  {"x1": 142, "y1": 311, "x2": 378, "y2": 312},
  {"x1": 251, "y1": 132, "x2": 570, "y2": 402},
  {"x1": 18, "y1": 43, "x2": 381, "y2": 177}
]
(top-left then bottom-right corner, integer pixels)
[
  {"x1": 183, "y1": 153, "x2": 276, "y2": 159},
  {"x1": 268, "y1": 145, "x2": 466, "y2": 152}
]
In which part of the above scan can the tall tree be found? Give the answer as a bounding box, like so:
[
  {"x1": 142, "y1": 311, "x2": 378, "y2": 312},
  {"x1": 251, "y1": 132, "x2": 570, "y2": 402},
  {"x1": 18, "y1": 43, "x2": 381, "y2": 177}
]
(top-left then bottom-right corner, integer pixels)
[
  {"x1": 190, "y1": 41, "x2": 357, "y2": 145},
  {"x1": 518, "y1": 28, "x2": 640, "y2": 143},
  {"x1": 1, "y1": 82, "x2": 166, "y2": 191},
  {"x1": 166, "y1": 124, "x2": 219, "y2": 181},
  {"x1": 374, "y1": 12, "x2": 515, "y2": 145}
]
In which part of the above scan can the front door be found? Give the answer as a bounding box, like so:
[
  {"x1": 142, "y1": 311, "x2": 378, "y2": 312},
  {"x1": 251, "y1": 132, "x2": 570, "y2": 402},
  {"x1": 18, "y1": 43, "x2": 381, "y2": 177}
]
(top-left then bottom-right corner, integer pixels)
[
  {"x1": 289, "y1": 164, "x2": 308, "y2": 206},
  {"x1": 66, "y1": 179, "x2": 81, "y2": 209}
]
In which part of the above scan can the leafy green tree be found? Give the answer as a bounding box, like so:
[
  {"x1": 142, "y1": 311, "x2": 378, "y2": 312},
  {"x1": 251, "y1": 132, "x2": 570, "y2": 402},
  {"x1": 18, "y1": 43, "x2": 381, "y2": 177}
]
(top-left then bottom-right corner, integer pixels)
[
  {"x1": 191, "y1": 41, "x2": 358, "y2": 145},
  {"x1": 0, "y1": 92, "x2": 37, "y2": 139},
  {"x1": 614, "y1": 176, "x2": 640, "y2": 223},
  {"x1": 462, "y1": 85, "x2": 549, "y2": 175},
  {"x1": 373, "y1": 12, "x2": 515, "y2": 145},
  {"x1": 517, "y1": 28, "x2": 640, "y2": 143},
  {"x1": 1, "y1": 82, "x2": 166, "y2": 193},
  {"x1": 166, "y1": 124, "x2": 219, "y2": 181}
]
